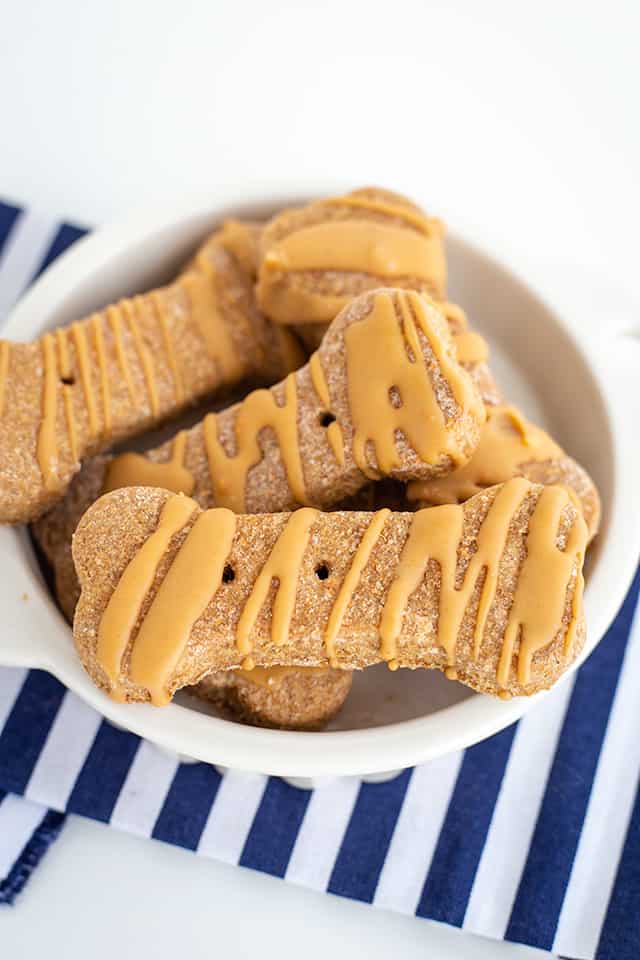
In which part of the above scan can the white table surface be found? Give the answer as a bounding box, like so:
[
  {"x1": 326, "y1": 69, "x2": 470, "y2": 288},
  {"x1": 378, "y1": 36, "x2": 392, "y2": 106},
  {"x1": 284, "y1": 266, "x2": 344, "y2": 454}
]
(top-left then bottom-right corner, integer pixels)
[{"x1": 1, "y1": 2, "x2": 638, "y2": 957}]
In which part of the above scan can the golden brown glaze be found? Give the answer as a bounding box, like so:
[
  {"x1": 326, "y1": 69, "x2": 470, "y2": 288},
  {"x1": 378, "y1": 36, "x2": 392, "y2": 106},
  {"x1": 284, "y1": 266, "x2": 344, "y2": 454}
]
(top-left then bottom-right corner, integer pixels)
[
  {"x1": 0, "y1": 230, "x2": 302, "y2": 525},
  {"x1": 257, "y1": 187, "x2": 446, "y2": 326},
  {"x1": 408, "y1": 405, "x2": 600, "y2": 540},
  {"x1": 72, "y1": 479, "x2": 587, "y2": 704}
]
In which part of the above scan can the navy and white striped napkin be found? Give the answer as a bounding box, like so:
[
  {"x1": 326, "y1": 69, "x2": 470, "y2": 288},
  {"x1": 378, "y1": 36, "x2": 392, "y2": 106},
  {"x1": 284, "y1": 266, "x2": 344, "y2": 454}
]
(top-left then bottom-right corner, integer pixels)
[{"x1": 1, "y1": 199, "x2": 640, "y2": 959}]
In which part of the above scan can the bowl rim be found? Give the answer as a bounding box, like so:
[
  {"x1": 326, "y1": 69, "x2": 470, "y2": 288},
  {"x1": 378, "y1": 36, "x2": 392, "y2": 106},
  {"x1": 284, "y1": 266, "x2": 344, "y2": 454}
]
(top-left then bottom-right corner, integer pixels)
[{"x1": 2, "y1": 184, "x2": 639, "y2": 778}]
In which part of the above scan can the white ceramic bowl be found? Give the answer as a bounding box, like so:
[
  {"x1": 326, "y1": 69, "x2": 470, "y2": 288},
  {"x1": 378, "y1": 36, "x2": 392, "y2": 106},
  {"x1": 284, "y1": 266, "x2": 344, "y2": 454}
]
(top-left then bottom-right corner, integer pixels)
[{"x1": 1, "y1": 186, "x2": 639, "y2": 782}]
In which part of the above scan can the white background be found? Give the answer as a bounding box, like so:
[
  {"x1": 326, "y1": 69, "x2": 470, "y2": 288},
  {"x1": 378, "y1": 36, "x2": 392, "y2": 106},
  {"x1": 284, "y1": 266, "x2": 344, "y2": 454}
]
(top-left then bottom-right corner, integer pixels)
[{"x1": 1, "y1": 2, "x2": 638, "y2": 957}]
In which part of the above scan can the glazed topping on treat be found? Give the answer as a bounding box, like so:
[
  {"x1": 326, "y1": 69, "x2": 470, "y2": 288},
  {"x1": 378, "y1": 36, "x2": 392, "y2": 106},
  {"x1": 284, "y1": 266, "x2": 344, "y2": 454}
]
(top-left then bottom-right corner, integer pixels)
[
  {"x1": 343, "y1": 290, "x2": 483, "y2": 477},
  {"x1": 0, "y1": 230, "x2": 297, "y2": 525},
  {"x1": 323, "y1": 193, "x2": 437, "y2": 233},
  {"x1": 76, "y1": 478, "x2": 586, "y2": 705},
  {"x1": 407, "y1": 405, "x2": 564, "y2": 505},
  {"x1": 257, "y1": 188, "x2": 447, "y2": 325},
  {"x1": 100, "y1": 289, "x2": 485, "y2": 514},
  {"x1": 180, "y1": 253, "x2": 246, "y2": 379},
  {"x1": 103, "y1": 431, "x2": 195, "y2": 496}
]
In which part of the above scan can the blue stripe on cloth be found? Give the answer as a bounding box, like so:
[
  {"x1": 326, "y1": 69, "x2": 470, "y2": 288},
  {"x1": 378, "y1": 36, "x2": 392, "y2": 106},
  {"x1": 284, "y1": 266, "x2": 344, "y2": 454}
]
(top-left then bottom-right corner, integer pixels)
[
  {"x1": 152, "y1": 763, "x2": 222, "y2": 851},
  {"x1": 0, "y1": 806, "x2": 66, "y2": 905},
  {"x1": 416, "y1": 723, "x2": 517, "y2": 925},
  {"x1": 32, "y1": 221, "x2": 87, "y2": 279},
  {"x1": 506, "y1": 565, "x2": 640, "y2": 952},
  {"x1": 327, "y1": 769, "x2": 413, "y2": 902},
  {"x1": 66, "y1": 721, "x2": 140, "y2": 822},
  {"x1": 0, "y1": 201, "x2": 21, "y2": 256},
  {"x1": 239, "y1": 777, "x2": 311, "y2": 878},
  {"x1": 597, "y1": 774, "x2": 640, "y2": 960},
  {"x1": 0, "y1": 672, "x2": 66, "y2": 795}
]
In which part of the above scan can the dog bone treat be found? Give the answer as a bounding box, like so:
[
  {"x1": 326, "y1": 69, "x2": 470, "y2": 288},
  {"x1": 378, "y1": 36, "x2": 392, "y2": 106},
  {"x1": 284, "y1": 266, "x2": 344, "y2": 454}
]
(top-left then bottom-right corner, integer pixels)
[
  {"x1": 408, "y1": 405, "x2": 601, "y2": 541},
  {"x1": 181, "y1": 219, "x2": 305, "y2": 374},
  {"x1": 72, "y1": 478, "x2": 587, "y2": 703},
  {"x1": 212, "y1": 220, "x2": 263, "y2": 280},
  {"x1": 190, "y1": 666, "x2": 353, "y2": 731},
  {"x1": 81, "y1": 289, "x2": 486, "y2": 509},
  {"x1": 34, "y1": 472, "x2": 412, "y2": 624},
  {"x1": 33, "y1": 287, "x2": 484, "y2": 613},
  {"x1": 257, "y1": 187, "x2": 447, "y2": 326},
  {"x1": 0, "y1": 234, "x2": 304, "y2": 525},
  {"x1": 287, "y1": 299, "x2": 500, "y2": 407},
  {"x1": 181, "y1": 220, "x2": 263, "y2": 281}
]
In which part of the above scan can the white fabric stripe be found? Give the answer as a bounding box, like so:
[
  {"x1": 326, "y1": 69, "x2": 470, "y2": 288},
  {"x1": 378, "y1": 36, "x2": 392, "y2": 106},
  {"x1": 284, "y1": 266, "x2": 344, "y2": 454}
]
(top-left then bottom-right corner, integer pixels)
[
  {"x1": 24, "y1": 693, "x2": 102, "y2": 811},
  {"x1": 373, "y1": 751, "x2": 464, "y2": 914},
  {"x1": 0, "y1": 210, "x2": 58, "y2": 321},
  {"x1": 197, "y1": 771, "x2": 267, "y2": 864},
  {"x1": 463, "y1": 677, "x2": 574, "y2": 939},
  {"x1": 109, "y1": 741, "x2": 179, "y2": 837},
  {"x1": 553, "y1": 598, "x2": 640, "y2": 959},
  {"x1": 0, "y1": 667, "x2": 28, "y2": 731},
  {"x1": 285, "y1": 777, "x2": 361, "y2": 890},
  {"x1": 0, "y1": 793, "x2": 47, "y2": 877}
]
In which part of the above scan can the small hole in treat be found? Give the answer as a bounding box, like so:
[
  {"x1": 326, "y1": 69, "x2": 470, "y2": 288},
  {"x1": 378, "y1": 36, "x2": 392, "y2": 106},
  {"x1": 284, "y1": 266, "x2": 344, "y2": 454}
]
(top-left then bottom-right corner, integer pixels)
[
  {"x1": 315, "y1": 563, "x2": 330, "y2": 581},
  {"x1": 319, "y1": 411, "x2": 336, "y2": 428},
  {"x1": 60, "y1": 376, "x2": 75, "y2": 386},
  {"x1": 388, "y1": 385, "x2": 402, "y2": 408},
  {"x1": 222, "y1": 564, "x2": 235, "y2": 583}
]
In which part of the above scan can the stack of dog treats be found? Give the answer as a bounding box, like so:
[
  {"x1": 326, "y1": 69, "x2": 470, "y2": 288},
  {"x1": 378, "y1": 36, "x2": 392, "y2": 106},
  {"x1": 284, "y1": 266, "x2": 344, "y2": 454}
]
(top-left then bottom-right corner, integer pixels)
[{"x1": 0, "y1": 188, "x2": 600, "y2": 731}]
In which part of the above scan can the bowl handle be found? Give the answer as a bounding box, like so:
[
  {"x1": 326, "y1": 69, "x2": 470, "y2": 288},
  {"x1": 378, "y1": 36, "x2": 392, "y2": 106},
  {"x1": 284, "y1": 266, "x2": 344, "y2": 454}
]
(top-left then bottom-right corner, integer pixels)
[{"x1": 0, "y1": 526, "x2": 62, "y2": 671}]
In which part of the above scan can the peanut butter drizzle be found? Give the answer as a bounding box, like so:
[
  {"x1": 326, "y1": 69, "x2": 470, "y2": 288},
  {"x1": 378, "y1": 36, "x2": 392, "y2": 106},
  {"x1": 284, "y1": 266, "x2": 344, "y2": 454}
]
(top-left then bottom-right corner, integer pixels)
[
  {"x1": 91, "y1": 314, "x2": 111, "y2": 437},
  {"x1": 323, "y1": 509, "x2": 391, "y2": 667},
  {"x1": 346, "y1": 290, "x2": 484, "y2": 478},
  {"x1": 378, "y1": 478, "x2": 585, "y2": 684},
  {"x1": 219, "y1": 219, "x2": 260, "y2": 277},
  {"x1": 107, "y1": 305, "x2": 137, "y2": 405},
  {"x1": 97, "y1": 494, "x2": 198, "y2": 702},
  {"x1": 121, "y1": 298, "x2": 160, "y2": 417},
  {"x1": 238, "y1": 664, "x2": 328, "y2": 688},
  {"x1": 181, "y1": 257, "x2": 242, "y2": 381},
  {"x1": 263, "y1": 220, "x2": 441, "y2": 283},
  {"x1": 497, "y1": 487, "x2": 585, "y2": 686},
  {"x1": 202, "y1": 373, "x2": 308, "y2": 512},
  {"x1": 71, "y1": 321, "x2": 99, "y2": 439},
  {"x1": 36, "y1": 333, "x2": 60, "y2": 491},
  {"x1": 454, "y1": 330, "x2": 489, "y2": 365},
  {"x1": 275, "y1": 326, "x2": 307, "y2": 374},
  {"x1": 0, "y1": 341, "x2": 10, "y2": 419},
  {"x1": 129, "y1": 507, "x2": 237, "y2": 705},
  {"x1": 94, "y1": 480, "x2": 585, "y2": 702},
  {"x1": 56, "y1": 327, "x2": 72, "y2": 380},
  {"x1": 151, "y1": 292, "x2": 184, "y2": 406},
  {"x1": 308, "y1": 352, "x2": 345, "y2": 467},
  {"x1": 235, "y1": 508, "x2": 319, "y2": 656},
  {"x1": 324, "y1": 195, "x2": 436, "y2": 235},
  {"x1": 407, "y1": 406, "x2": 563, "y2": 506},
  {"x1": 56, "y1": 328, "x2": 79, "y2": 465},
  {"x1": 102, "y1": 431, "x2": 195, "y2": 496}
]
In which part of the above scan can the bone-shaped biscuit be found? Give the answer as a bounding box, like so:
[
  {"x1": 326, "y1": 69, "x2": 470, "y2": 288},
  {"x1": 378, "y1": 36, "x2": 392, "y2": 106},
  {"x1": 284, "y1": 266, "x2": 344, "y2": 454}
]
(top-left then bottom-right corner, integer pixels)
[
  {"x1": 72, "y1": 288, "x2": 486, "y2": 511},
  {"x1": 34, "y1": 287, "x2": 485, "y2": 620},
  {"x1": 191, "y1": 666, "x2": 353, "y2": 731},
  {"x1": 256, "y1": 189, "x2": 499, "y2": 406},
  {"x1": 408, "y1": 404, "x2": 601, "y2": 541},
  {"x1": 257, "y1": 186, "x2": 447, "y2": 323},
  {"x1": 0, "y1": 229, "x2": 303, "y2": 524},
  {"x1": 72, "y1": 477, "x2": 587, "y2": 704}
]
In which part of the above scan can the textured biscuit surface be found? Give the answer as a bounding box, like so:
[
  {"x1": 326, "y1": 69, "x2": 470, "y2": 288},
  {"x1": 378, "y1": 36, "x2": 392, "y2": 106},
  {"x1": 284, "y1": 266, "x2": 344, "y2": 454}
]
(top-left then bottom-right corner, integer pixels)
[
  {"x1": 72, "y1": 480, "x2": 587, "y2": 704},
  {"x1": 257, "y1": 187, "x2": 447, "y2": 326},
  {"x1": 191, "y1": 667, "x2": 352, "y2": 731},
  {"x1": 0, "y1": 230, "x2": 300, "y2": 524}
]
